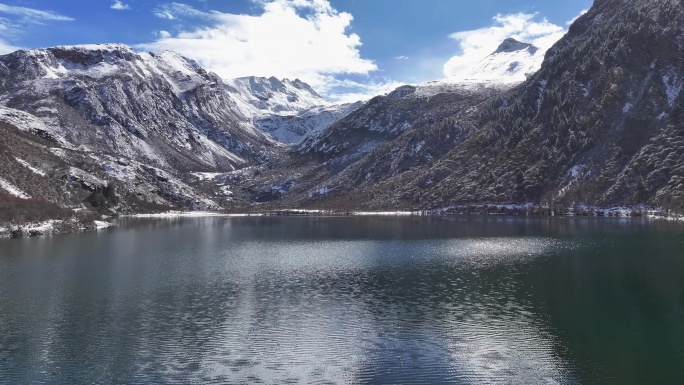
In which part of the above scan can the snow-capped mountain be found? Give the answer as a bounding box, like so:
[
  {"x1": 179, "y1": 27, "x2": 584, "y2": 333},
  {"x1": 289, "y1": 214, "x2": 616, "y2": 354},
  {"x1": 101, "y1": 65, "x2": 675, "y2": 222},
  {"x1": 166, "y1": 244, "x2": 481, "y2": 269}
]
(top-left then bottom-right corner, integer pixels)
[
  {"x1": 5, "y1": 0, "x2": 684, "y2": 221},
  {"x1": 0, "y1": 44, "x2": 274, "y2": 170},
  {"x1": 225, "y1": 76, "x2": 329, "y2": 118},
  {"x1": 0, "y1": 42, "x2": 359, "y2": 214},
  {"x1": 254, "y1": 102, "x2": 363, "y2": 144},
  {"x1": 410, "y1": 38, "x2": 543, "y2": 98},
  {"x1": 295, "y1": 37, "x2": 534, "y2": 163},
  {"x1": 459, "y1": 38, "x2": 543, "y2": 83},
  {"x1": 0, "y1": 43, "x2": 282, "y2": 212},
  {"x1": 224, "y1": 76, "x2": 362, "y2": 144}
]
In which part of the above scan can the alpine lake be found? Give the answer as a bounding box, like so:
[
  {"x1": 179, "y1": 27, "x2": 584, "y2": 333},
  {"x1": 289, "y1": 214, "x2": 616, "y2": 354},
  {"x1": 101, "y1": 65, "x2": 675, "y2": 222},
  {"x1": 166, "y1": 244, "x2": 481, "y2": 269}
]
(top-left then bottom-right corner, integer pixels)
[{"x1": 1, "y1": 215, "x2": 683, "y2": 384}]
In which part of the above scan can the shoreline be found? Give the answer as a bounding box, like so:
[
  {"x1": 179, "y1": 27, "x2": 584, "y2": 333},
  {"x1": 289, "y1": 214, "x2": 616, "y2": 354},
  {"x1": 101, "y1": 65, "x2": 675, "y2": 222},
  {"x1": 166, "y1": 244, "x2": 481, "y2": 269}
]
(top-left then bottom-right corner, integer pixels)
[{"x1": 2, "y1": 205, "x2": 683, "y2": 240}]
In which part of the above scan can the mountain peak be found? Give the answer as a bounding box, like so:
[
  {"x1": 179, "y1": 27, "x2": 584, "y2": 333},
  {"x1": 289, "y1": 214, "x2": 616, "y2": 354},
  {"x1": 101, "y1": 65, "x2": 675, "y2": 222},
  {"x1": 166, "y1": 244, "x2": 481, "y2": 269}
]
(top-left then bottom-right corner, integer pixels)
[
  {"x1": 443, "y1": 38, "x2": 543, "y2": 84},
  {"x1": 494, "y1": 38, "x2": 538, "y2": 55}
]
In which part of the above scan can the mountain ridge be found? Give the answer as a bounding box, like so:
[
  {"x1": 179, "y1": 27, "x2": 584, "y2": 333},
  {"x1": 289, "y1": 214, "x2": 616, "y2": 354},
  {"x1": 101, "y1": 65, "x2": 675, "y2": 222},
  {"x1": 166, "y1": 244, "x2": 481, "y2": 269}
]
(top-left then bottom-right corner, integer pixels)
[
  {"x1": 291, "y1": 0, "x2": 684, "y2": 212},
  {"x1": 3, "y1": 0, "x2": 684, "y2": 236}
]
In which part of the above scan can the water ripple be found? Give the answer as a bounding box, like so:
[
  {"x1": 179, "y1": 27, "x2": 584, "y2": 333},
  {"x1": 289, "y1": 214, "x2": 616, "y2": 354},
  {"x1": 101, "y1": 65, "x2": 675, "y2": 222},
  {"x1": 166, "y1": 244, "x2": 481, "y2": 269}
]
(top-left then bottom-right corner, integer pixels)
[{"x1": 1, "y1": 216, "x2": 683, "y2": 384}]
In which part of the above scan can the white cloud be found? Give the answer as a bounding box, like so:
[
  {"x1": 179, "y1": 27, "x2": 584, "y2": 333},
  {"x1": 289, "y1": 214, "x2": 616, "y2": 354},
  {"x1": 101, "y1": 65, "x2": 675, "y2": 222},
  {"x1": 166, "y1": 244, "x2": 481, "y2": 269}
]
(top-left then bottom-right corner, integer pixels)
[
  {"x1": 154, "y1": 11, "x2": 175, "y2": 20},
  {"x1": 0, "y1": 39, "x2": 20, "y2": 54},
  {"x1": 394, "y1": 55, "x2": 409, "y2": 60},
  {"x1": 443, "y1": 13, "x2": 566, "y2": 79},
  {"x1": 325, "y1": 77, "x2": 406, "y2": 103},
  {"x1": 0, "y1": 20, "x2": 17, "y2": 53},
  {"x1": 0, "y1": 3, "x2": 74, "y2": 22},
  {"x1": 137, "y1": 0, "x2": 378, "y2": 99},
  {"x1": 0, "y1": 3, "x2": 73, "y2": 55},
  {"x1": 111, "y1": 1, "x2": 131, "y2": 11}
]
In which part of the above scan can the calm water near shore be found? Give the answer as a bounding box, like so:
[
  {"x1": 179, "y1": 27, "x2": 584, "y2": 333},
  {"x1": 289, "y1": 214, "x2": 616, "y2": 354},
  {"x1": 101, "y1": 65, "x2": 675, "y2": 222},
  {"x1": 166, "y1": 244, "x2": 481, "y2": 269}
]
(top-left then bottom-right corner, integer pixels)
[{"x1": 1, "y1": 216, "x2": 683, "y2": 384}]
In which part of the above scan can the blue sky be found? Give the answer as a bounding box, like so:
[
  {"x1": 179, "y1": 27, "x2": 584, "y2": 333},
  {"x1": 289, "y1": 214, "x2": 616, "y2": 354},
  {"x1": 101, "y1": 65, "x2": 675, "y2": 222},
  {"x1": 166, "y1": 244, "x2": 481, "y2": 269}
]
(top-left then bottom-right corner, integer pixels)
[{"x1": 0, "y1": 0, "x2": 592, "y2": 101}]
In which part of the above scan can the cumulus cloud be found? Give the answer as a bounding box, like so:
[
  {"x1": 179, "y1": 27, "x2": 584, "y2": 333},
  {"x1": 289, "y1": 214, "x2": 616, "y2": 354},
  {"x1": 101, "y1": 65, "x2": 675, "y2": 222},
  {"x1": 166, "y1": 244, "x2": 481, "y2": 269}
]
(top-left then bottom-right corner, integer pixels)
[
  {"x1": 443, "y1": 13, "x2": 566, "y2": 79},
  {"x1": 138, "y1": 0, "x2": 378, "y2": 98},
  {"x1": 111, "y1": 1, "x2": 131, "y2": 11}
]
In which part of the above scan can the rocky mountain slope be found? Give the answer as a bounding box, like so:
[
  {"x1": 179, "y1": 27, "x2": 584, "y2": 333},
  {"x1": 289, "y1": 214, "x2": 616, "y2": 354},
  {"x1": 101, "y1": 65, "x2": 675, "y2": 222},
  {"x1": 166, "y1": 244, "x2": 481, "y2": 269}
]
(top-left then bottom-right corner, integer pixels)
[
  {"x1": 247, "y1": 36, "x2": 544, "y2": 207},
  {"x1": 295, "y1": 36, "x2": 543, "y2": 167},
  {"x1": 226, "y1": 76, "x2": 328, "y2": 117},
  {"x1": 0, "y1": 44, "x2": 280, "y2": 217},
  {"x1": 0, "y1": 43, "x2": 359, "y2": 223},
  {"x1": 0, "y1": 45, "x2": 275, "y2": 171},
  {"x1": 410, "y1": 0, "x2": 684, "y2": 210},
  {"x1": 273, "y1": 0, "x2": 684, "y2": 213},
  {"x1": 254, "y1": 101, "x2": 363, "y2": 144}
]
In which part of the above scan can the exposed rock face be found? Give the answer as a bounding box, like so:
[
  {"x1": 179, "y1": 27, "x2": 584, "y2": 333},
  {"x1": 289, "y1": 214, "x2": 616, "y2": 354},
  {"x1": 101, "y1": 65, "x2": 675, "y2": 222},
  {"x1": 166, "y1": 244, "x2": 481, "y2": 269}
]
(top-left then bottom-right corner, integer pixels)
[
  {"x1": 0, "y1": 116, "x2": 219, "y2": 219},
  {"x1": 226, "y1": 76, "x2": 328, "y2": 117},
  {"x1": 0, "y1": 44, "x2": 281, "y2": 213},
  {"x1": 0, "y1": 44, "x2": 275, "y2": 172}
]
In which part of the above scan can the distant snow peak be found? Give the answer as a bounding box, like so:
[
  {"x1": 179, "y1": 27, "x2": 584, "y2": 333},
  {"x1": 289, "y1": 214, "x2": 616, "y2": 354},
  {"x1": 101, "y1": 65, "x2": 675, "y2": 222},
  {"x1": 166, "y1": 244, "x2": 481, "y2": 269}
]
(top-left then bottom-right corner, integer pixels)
[
  {"x1": 450, "y1": 38, "x2": 544, "y2": 84},
  {"x1": 223, "y1": 75, "x2": 362, "y2": 144},
  {"x1": 411, "y1": 38, "x2": 543, "y2": 97},
  {"x1": 494, "y1": 38, "x2": 538, "y2": 55},
  {"x1": 226, "y1": 75, "x2": 329, "y2": 118}
]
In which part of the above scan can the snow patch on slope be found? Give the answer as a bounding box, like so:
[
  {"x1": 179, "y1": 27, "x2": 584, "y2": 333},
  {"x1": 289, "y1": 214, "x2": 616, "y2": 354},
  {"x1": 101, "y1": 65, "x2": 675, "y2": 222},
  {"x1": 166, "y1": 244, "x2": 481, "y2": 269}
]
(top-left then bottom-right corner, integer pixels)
[
  {"x1": 15, "y1": 157, "x2": 46, "y2": 176},
  {"x1": 662, "y1": 74, "x2": 682, "y2": 107},
  {"x1": 0, "y1": 177, "x2": 31, "y2": 199},
  {"x1": 139, "y1": 51, "x2": 208, "y2": 94},
  {"x1": 0, "y1": 107, "x2": 72, "y2": 147}
]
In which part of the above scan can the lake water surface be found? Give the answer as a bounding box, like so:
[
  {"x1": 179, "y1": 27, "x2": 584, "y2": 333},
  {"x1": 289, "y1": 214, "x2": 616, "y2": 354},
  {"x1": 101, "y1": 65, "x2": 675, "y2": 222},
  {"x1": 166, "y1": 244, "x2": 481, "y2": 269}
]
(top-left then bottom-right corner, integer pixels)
[{"x1": 1, "y1": 216, "x2": 683, "y2": 384}]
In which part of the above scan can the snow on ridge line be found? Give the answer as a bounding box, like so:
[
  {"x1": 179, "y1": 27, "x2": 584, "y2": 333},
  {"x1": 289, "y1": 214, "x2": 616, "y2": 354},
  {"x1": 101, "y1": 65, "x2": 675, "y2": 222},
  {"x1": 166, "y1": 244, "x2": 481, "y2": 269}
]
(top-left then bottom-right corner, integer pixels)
[
  {"x1": 225, "y1": 76, "x2": 330, "y2": 120},
  {"x1": 51, "y1": 43, "x2": 135, "y2": 53}
]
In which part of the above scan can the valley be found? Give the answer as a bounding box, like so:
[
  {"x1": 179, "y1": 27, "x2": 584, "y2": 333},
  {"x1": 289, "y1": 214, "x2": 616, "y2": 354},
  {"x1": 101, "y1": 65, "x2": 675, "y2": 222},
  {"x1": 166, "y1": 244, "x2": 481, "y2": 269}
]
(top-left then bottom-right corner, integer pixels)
[{"x1": 1, "y1": 0, "x2": 683, "y2": 237}]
